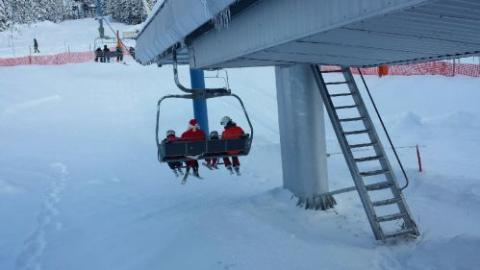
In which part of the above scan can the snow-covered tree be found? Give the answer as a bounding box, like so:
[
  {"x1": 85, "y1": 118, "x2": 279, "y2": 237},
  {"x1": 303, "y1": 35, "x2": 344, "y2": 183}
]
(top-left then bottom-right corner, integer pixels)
[
  {"x1": 0, "y1": 0, "x2": 10, "y2": 30},
  {"x1": 33, "y1": 0, "x2": 65, "y2": 22},
  {"x1": 103, "y1": 0, "x2": 147, "y2": 25},
  {"x1": 9, "y1": 0, "x2": 34, "y2": 23}
]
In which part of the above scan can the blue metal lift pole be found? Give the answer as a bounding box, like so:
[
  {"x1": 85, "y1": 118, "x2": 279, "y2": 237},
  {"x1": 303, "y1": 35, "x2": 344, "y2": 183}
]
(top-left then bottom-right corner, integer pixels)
[{"x1": 190, "y1": 69, "x2": 209, "y2": 134}]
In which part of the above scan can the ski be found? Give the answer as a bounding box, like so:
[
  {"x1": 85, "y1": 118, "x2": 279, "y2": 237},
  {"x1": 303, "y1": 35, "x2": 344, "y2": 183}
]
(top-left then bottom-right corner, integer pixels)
[
  {"x1": 181, "y1": 168, "x2": 190, "y2": 184},
  {"x1": 202, "y1": 162, "x2": 214, "y2": 170}
]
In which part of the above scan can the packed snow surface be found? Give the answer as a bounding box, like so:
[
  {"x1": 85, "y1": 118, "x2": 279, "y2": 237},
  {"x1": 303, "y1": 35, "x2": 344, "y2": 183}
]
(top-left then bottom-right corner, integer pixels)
[
  {"x1": 1, "y1": 20, "x2": 480, "y2": 270},
  {"x1": 1, "y1": 60, "x2": 480, "y2": 269},
  {"x1": 0, "y1": 19, "x2": 135, "y2": 57}
]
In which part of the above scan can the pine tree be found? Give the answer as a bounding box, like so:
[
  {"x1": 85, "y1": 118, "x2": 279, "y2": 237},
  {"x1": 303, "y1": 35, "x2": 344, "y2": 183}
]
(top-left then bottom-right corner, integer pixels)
[
  {"x1": 0, "y1": 0, "x2": 10, "y2": 31},
  {"x1": 103, "y1": 0, "x2": 146, "y2": 25},
  {"x1": 33, "y1": 0, "x2": 65, "y2": 22},
  {"x1": 10, "y1": 0, "x2": 36, "y2": 23},
  {"x1": 33, "y1": 0, "x2": 49, "y2": 21}
]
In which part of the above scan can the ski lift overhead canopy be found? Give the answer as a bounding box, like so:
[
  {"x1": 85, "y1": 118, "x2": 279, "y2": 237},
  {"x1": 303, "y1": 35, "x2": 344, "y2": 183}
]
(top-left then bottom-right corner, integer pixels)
[{"x1": 135, "y1": 0, "x2": 480, "y2": 68}]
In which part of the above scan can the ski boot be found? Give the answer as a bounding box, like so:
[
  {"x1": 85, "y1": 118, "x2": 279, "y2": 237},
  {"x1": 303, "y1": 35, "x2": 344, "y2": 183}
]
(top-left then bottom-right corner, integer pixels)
[
  {"x1": 233, "y1": 166, "x2": 241, "y2": 176},
  {"x1": 226, "y1": 165, "x2": 234, "y2": 175},
  {"x1": 192, "y1": 167, "x2": 202, "y2": 179}
]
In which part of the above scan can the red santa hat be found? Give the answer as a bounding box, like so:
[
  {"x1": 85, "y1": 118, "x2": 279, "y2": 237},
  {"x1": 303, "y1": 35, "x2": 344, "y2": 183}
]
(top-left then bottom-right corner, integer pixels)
[{"x1": 189, "y1": 119, "x2": 199, "y2": 129}]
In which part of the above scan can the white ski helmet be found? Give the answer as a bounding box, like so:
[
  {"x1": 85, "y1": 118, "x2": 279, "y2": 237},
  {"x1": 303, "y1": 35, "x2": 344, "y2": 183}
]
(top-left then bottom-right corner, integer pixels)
[
  {"x1": 220, "y1": 116, "x2": 232, "y2": 127},
  {"x1": 166, "y1": 130, "x2": 175, "y2": 136}
]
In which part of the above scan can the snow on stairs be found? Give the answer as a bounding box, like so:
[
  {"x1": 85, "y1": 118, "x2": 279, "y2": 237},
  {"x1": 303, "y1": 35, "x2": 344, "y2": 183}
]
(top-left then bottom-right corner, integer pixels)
[{"x1": 311, "y1": 65, "x2": 420, "y2": 241}]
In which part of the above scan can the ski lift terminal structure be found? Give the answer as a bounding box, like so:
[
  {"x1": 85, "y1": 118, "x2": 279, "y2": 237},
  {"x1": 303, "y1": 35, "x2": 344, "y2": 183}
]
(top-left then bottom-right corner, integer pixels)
[{"x1": 135, "y1": 0, "x2": 480, "y2": 241}]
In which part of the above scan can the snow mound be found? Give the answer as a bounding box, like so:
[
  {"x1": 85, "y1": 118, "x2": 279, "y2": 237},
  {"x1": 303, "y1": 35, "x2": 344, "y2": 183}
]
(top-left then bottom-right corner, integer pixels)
[
  {"x1": 394, "y1": 235, "x2": 480, "y2": 270},
  {"x1": 0, "y1": 179, "x2": 23, "y2": 194},
  {"x1": 427, "y1": 111, "x2": 480, "y2": 129},
  {"x1": 389, "y1": 111, "x2": 424, "y2": 130},
  {"x1": 1, "y1": 95, "x2": 61, "y2": 117}
]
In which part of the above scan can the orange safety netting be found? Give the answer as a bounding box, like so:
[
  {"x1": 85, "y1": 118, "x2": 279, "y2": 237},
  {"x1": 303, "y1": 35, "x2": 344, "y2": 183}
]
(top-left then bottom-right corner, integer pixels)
[
  {"x1": 323, "y1": 61, "x2": 480, "y2": 77},
  {"x1": 0, "y1": 51, "x2": 95, "y2": 66},
  {"x1": 2, "y1": 52, "x2": 480, "y2": 78}
]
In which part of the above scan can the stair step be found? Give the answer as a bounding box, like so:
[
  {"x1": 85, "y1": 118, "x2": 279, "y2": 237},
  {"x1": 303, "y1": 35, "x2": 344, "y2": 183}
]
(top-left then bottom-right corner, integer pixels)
[
  {"x1": 365, "y1": 181, "x2": 391, "y2": 191},
  {"x1": 330, "y1": 92, "x2": 353, "y2": 97},
  {"x1": 372, "y1": 197, "x2": 402, "y2": 207},
  {"x1": 326, "y1": 81, "x2": 349, "y2": 86},
  {"x1": 349, "y1": 142, "x2": 376, "y2": 149},
  {"x1": 384, "y1": 228, "x2": 417, "y2": 239},
  {"x1": 339, "y1": 117, "x2": 364, "y2": 122},
  {"x1": 321, "y1": 69, "x2": 345, "y2": 73},
  {"x1": 354, "y1": 155, "x2": 382, "y2": 162},
  {"x1": 360, "y1": 169, "x2": 389, "y2": 177},
  {"x1": 344, "y1": 129, "x2": 369, "y2": 135},
  {"x1": 335, "y1": 105, "x2": 357, "y2": 110},
  {"x1": 377, "y1": 212, "x2": 406, "y2": 222}
]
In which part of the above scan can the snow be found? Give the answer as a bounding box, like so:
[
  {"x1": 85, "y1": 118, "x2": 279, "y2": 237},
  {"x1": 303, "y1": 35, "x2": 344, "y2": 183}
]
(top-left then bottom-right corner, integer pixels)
[
  {"x1": 0, "y1": 19, "x2": 136, "y2": 57},
  {"x1": 1, "y1": 20, "x2": 480, "y2": 270}
]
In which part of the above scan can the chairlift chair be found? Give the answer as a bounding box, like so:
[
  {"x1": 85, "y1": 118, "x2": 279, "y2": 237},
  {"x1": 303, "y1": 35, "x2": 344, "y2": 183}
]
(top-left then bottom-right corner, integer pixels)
[{"x1": 155, "y1": 49, "x2": 254, "y2": 164}]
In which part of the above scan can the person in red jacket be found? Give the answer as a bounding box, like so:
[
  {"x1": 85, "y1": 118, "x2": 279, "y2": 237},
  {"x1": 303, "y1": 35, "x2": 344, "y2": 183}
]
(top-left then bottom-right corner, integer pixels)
[
  {"x1": 220, "y1": 116, "x2": 245, "y2": 175},
  {"x1": 181, "y1": 119, "x2": 206, "y2": 178},
  {"x1": 164, "y1": 130, "x2": 183, "y2": 176}
]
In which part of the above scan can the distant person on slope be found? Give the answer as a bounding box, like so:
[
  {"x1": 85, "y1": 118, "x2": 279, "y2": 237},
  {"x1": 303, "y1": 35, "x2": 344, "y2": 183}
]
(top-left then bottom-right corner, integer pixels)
[
  {"x1": 180, "y1": 119, "x2": 206, "y2": 181},
  {"x1": 164, "y1": 130, "x2": 184, "y2": 177},
  {"x1": 115, "y1": 46, "x2": 123, "y2": 62},
  {"x1": 33, "y1": 38, "x2": 40, "y2": 53},
  {"x1": 94, "y1": 47, "x2": 102, "y2": 62},
  {"x1": 103, "y1": 45, "x2": 111, "y2": 63},
  {"x1": 128, "y1": 47, "x2": 135, "y2": 58},
  {"x1": 220, "y1": 116, "x2": 245, "y2": 175}
]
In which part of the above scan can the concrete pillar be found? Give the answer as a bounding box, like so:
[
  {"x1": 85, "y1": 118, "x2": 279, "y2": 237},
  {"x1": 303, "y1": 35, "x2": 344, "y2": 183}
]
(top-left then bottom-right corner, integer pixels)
[{"x1": 275, "y1": 64, "x2": 335, "y2": 210}]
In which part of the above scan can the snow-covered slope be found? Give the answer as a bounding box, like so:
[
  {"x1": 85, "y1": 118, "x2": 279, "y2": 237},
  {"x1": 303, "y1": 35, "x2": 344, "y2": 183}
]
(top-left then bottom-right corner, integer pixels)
[
  {"x1": 1, "y1": 59, "x2": 480, "y2": 269},
  {"x1": 0, "y1": 18, "x2": 135, "y2": 57},
  {"x1": 1, "y1": 17, "x2": 480, "y2": 270}
]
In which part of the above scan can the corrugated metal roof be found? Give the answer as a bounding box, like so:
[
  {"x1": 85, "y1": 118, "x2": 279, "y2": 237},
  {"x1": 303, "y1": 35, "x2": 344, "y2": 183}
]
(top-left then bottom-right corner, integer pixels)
[
  {"x1": 134, "y1": 0, "x2": 238, "y2": 65},
  {"x1": 137, "y1": 0, "x2": 480, "y2": 68},
  {"x1": 194, "y1": 0, "x2": 480, "y2": 68}
]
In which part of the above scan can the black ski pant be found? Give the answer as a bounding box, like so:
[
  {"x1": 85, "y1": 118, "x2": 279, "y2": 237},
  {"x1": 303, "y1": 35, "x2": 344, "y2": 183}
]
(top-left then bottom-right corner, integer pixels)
[
  {"x1": 168, "y1": 161, "x2": 182, "y2": 170},
  {"x1": 224, "y1": 156, "x2": 240, "y2": 167}
]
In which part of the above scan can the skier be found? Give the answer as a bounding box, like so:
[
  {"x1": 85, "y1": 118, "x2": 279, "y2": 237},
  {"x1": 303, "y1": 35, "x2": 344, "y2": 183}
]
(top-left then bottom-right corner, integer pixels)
[
  {"x1": 33, "y1": 38, "x2": 40, "y2": 53},
  {"x1": 220, "y1": 116, "x2": 245, "y2": 175},
  {"x1": 164, "y1": 130, "x2": 184, "y2": 177},
  {"x1": 128, "y1": 47, "x2": 135, "y2": 58},
  {"x1": 180, "y1": 119, "x2": 206, "y2": 182},
  {"x1": 204, "y1": 131, "x2": 220, "y2": 169},
  {"x1": 115, "y1": 46, "x2": 123, "y2": 62},
  {"x1": 103, "y1": 45, "x2": 111, "y2": 63},
  {"x1": 94, "y1": 47, "x2": 102, "y2": 62}
]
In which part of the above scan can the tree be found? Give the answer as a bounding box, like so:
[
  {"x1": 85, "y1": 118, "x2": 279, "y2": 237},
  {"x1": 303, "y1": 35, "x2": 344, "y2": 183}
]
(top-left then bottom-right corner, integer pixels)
[
  {"x1": 0, "y1": 0, "x2": 10, "y2": 31},
  {"x1": 10, "y1": 0, "x2": 36, "y2": 24},
  {"x1": 33, "y1": 0, "x2": 64, "y2": 22},
  {"x1": 103, "y1": 0, "x2": 147, "y2": 25}
]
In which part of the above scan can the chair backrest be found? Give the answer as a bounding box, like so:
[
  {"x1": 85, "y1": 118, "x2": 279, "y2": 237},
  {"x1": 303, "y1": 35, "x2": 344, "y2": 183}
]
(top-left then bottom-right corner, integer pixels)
[{"x1": 159, "y1": 135, "x2": 251, "y2": 162}]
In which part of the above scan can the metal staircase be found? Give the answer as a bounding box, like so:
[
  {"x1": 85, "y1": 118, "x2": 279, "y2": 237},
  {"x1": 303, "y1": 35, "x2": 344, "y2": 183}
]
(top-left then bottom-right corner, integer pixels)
[{"x1": 311, "y1": 65, "x2": 420, "y2": 241}]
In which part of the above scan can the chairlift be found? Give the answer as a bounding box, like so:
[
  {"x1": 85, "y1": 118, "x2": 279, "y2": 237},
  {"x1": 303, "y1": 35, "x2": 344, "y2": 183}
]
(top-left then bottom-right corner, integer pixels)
[{"x1": 155, "y1": 49, "x2": 254, "y2": 164}]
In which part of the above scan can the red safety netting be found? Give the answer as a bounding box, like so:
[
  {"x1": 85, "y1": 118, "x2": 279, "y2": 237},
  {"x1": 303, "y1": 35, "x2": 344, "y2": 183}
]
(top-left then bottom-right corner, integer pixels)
[
  {"x1": 0, "y1": 51, "x2": 95, "y2": 67},
  {"x1": 2, "y1": 52, "x2": 480, "y2": 77}
]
